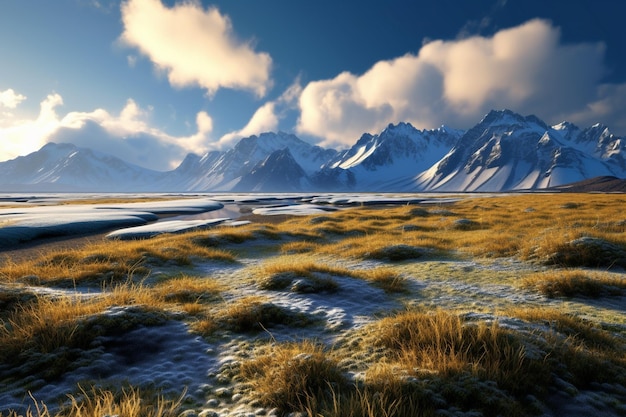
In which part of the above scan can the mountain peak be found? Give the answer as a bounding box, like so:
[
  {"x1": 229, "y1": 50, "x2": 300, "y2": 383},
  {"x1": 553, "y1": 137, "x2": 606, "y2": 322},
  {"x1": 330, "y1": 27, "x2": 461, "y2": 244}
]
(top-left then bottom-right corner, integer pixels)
[
  {"x1": 479, "y1": 109, "x2": 546, "y2": 129},
  {"x1": 234, "y1": 147, "x2": 308, "y2": 192},
  {"x1": 382, "y1": 121, "x2": 416, "y2": 134},
  {"x1": 1, "y1": 112, "x2": 624, "y2": 193},
  {"x1": 40, "y1": 142, "x2": 77, "y2": 152},
  {"x1": 553, "y1": 121, "x2": 579, "y2": 131}
]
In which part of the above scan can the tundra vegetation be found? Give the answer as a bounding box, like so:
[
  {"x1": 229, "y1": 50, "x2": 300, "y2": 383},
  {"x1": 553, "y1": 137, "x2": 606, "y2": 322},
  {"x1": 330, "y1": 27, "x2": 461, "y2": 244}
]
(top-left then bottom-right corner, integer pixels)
[{"x1": 1, "y1": 193, "x2": 625, "y2": 416}]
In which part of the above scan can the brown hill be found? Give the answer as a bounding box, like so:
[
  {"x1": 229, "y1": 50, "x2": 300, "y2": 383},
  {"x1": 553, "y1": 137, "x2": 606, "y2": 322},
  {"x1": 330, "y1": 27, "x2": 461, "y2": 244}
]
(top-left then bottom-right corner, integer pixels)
[{"x1": 550, "y1": 176, "x2": 626, "y2": 193}]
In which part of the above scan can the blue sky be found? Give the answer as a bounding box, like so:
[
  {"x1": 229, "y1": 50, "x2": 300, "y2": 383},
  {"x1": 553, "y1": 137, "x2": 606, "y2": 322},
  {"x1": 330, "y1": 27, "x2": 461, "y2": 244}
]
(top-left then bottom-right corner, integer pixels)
[{"x1": 1, "y1": 0, "x2": 625, "y2": 170}]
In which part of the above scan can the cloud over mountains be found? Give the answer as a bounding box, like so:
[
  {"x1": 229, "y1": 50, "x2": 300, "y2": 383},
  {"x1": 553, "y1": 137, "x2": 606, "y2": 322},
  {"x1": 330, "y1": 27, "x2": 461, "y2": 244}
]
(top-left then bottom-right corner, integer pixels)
[
  {"x1": 2, "y1": 6, "x2": 626, "y2": 171},
  {"x1": 297, "y1": 19, "x2": 623, "y2": 148}
]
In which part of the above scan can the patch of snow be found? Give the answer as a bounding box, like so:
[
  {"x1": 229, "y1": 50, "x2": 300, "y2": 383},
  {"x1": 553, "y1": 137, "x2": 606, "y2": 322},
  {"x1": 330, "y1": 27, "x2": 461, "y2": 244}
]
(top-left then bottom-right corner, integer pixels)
[
  {"x1": 0, "y1": 198, "x2": 224, "y2": 246},
  {"x1": 338, "y1": 144, "x2": 377, "y2": 169},
  {"x1": 252, "y1": 204, "x2": 338, "y2": 216},
  {"x1": 106, "y1": 218, "x2": 231, "y2": 240},
  {"x1": 95, "y1": 198, "x2": 224, "y2": 214}
]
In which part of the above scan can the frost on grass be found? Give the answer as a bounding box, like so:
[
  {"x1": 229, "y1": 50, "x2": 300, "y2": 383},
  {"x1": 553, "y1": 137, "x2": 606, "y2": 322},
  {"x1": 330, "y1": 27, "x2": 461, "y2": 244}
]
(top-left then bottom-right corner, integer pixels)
[{"x1": 0, "y1": 306, "x2": 216, "y2": 412}]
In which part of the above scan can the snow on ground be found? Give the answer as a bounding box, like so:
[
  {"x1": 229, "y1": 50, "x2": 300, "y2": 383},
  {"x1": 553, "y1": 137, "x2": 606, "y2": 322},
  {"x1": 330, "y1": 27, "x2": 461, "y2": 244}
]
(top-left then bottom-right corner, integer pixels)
[
  {"x1": 0, "y1": 198, "x2": 224, "y2": 246},
  {"x1": 94, "y1": 198, "x2": 224, "y2": 215},
  {"x1": 0, "y1": 210, "x2": 157, "y2": 246},
  {"x1": 251, "y1": 203, "x2": 339, "y2": 216},
  {"x1": 0, "y1": 254, "x2": 403, "y2": 414},
  {"x1": 0, "y1": 193, "x2": 457, "y2": 246},
  {"x1": 106, "y1": 218, "x2": 232, "y2": 240},
  {"x1": 199, "y1": 257, "x2": 403, "y2": 340}
]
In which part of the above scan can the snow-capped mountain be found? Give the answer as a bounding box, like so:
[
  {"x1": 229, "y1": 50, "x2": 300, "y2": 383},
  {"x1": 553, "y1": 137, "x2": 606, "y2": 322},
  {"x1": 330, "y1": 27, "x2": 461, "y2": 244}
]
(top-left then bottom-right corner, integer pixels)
[
  {"x1": 162, "y1": 132, "x2": 337, "y2": 191},
  {"x1": 0, "y1": 142, "x2": 165, "y2": 192},
  {"x1": 555, "y1": 122, "x2": 626, "y2": 173},
  {"x1": 1, "y1": 110, "x2": 624, "y2": 193},
  {"x1": 233, "y1": 148, "x2": 310, "y2": 192},
  {"x1": 320, "y1": 122, "x2": 462, "y2": 189},
  {"x1": 411, "y1": 110, "x2": 626, "y2": 192}
]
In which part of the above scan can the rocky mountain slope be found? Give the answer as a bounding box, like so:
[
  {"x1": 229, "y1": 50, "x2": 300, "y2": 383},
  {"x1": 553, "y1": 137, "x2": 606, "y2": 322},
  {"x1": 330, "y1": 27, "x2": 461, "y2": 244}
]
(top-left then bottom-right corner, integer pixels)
[{"x1": 411, "y1": 110, "x2": 625, "y2": 192}]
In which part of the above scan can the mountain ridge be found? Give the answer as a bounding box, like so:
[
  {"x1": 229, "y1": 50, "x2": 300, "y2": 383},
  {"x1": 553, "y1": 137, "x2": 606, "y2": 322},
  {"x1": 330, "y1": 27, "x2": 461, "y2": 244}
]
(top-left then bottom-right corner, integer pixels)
[{"x1": 1, "y1": 110, "x2": 624, "y2": 193}]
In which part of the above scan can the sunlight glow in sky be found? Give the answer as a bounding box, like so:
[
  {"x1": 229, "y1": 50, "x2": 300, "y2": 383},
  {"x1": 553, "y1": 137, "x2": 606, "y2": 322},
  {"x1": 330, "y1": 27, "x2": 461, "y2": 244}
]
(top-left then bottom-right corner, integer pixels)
[{"x1": 1, "y1": 0, "x2": 625, "y2": 170}]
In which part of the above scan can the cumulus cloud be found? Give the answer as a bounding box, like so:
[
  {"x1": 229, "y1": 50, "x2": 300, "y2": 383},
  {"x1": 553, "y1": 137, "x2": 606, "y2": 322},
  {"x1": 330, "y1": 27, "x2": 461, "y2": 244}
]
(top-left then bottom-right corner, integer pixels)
[
  {"x1": 218, "y1": 102, "x2": 278, "y2": 148},
  {"x1": 297, "y1": 19, "x2": 624, "y2": 147},
  {"x1": 0, "y1": 93, "x2": 212, "y2": 170},
  {"x1": 566, "y1": 83, "x2": 626, "y2": 134},
  {"x1": 218, "y1": 79, "x2": 303, "y2": 148},
  {"x1": 120, "y1": 0, "x2": 272, "y2": 97},
  {"x1": 0, "y1": 94, "x2": 62, "y2": 160},
  {"x1": 0, "y1": 89, "x2": 27, "y2": 109}
]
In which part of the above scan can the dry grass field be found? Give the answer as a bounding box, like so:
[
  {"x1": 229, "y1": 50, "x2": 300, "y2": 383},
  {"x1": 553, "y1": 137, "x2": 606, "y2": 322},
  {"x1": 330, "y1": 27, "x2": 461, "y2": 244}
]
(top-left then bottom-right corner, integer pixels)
[{"x1": 1, "y1": 193, "x2": 625, "y2": 416}]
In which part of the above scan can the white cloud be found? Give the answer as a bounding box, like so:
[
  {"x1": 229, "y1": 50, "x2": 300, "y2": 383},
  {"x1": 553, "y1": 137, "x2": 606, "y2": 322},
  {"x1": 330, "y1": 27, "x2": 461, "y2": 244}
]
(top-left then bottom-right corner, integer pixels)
[
  {"x1": 217, "y1": 79, "x2": 303, "y2": 148},
  {"x1": 120, "y1": 0, "x2": 272, "y2": 97},
  {"x1": 0, "y1": 89, "x2": 27, "y2": 109},
  {"x1": 566, "y1": 83, "x2": 626, "y2": 134},
  {"x1": 218, "y1": 102, "x2": 278, "y2": 148},
  {"x1": 0, "y1": 94, "x2": 62, "y2": 160},
  {"x1": 297, "y1": 19, "x2": 624, "y2": 147},
  {"x1": 0, "y1": 94, "x2": 213, "y2": 170}
]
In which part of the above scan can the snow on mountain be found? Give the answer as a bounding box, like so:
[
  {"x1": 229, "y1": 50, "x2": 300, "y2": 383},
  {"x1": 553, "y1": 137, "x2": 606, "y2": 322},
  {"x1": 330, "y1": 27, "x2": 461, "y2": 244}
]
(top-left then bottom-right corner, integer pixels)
[
  {"x1": 320, "y1": 122, "x2": 463, "y2": 190},
  {"x1": 412, "y1": 110, "x2": 625, "y2": 192},
  {"x1": 234, "y1": 148, "x2": 310, "y2": 192},
  {"x1": 1, "y1": 111, "x2": 624, "y2": 193},
  {"x1": 0, "y1": 142, "x2": 164, "y2": 192},
  {"x1": 165, "y1": 132, "x2": 336, "y2": 191},
  {"x1": 554, "y1": 122, "x2": 626, "y2": 173}
]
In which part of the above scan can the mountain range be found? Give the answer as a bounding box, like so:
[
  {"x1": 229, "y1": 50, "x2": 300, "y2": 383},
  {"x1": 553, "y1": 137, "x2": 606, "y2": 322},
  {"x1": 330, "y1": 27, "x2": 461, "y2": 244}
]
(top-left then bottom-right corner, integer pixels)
[{"x1": 1, "y1": 109, "x2": 624, "y2": 193}]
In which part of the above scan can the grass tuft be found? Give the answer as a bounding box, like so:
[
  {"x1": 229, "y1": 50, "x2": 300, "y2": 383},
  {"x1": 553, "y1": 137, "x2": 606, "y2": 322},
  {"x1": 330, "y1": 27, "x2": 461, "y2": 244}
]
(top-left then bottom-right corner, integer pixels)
[
  {"x1": 358, "y1": 267, "x2": 409, "y2": 293},
  {"x1": 522, "y1": 269, "x2": 626, "y2": 298},
  {"x1": 542, "y1": 236, "x2": 626, "y2": 268},
  {"x1": 368, "y1": 309, "x2": 549, "y2": 397},
  {"x1": 0, "y1": 385, "x2": 184, "y2": 417},
  {"x1": 365, "y1": 244, "x2": 426, "y2": 261},
  {"x1": 240, "y1": 341, "x2": 347, "y2": 413},
  {"x1": 257, "y1": 261, "x2": 350, "y2": 293},
  {"x1": 212, "y1": 296, "x2": 313, "y2": 333}
]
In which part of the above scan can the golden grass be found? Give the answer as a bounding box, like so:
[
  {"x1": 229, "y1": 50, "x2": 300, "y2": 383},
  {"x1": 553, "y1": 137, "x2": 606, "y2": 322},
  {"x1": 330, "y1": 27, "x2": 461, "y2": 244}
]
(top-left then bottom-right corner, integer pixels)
[
  {"x1": 216, "y1": 295, "x2": 313, "y2": 332},
  {"x1": 1, "y1": 385, "x2": 183, "y2": 417},
  {"x1": 505, "y1": 306, "x2": 626, "y2": 387},
  {"x1": 256, "y1": 258, "x2": 408, "y2": 293},
  {"x1": 280, "y1": 240, "x2": 320, "y2": 254},
  {"x1": 301, "y1": 194, "x2": 626, "y2": 265},
  {"x1": 0, "y1": 275, "x2": 223, "y2": 382},
  {"x1": 367, "y1": 309, "x2": 545, "y2": 395},
  {"x1": 1, "y1": 295, "x2": 109, "y2": 359},
  {"x1": 240, "y1": 341, "x2": 347, "y2": 412},
  {"x1": 522, "y1": 269, "x2": 626, "y2": 298},
  {"x1": 357, "y1": 267, "x2": 409, "y2": 293},
  {"x1": 506, "y1": 306, "x2": 623, "y2": 352},
  {"x1": 239, "y1": 313, "x2": 534, "y2": 416},
  {"x1": 191, "y1": 295, "x2": 314, "y2": 336},
  {"x1": 0, "y1": 233, "x2": 234, "y2": 286},
  {"x1": 257, "y1": 259, "x2": 347, "y2": 293},
  {"x1": 2, "y1": 193, "x2": 626, "y2": 416},
  {"x1": 152, "y1": 274, "x2": 223, "y2": 304}
]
